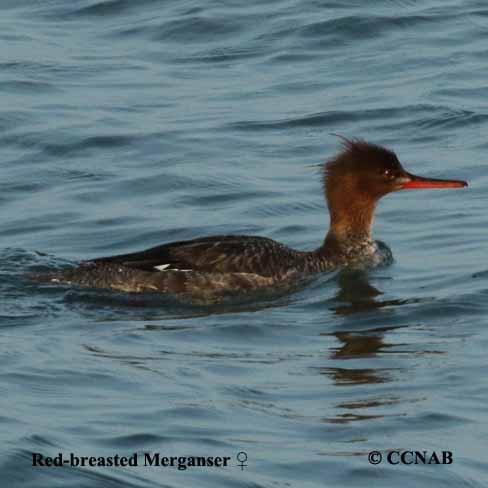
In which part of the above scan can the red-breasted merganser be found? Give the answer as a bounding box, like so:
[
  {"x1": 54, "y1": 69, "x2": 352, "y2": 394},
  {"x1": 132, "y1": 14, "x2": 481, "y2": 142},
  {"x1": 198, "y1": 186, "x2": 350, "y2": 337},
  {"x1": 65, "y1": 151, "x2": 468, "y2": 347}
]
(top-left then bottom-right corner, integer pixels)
[{"x1": 48, "y1": 139, "x2": 467, "y2": 298}]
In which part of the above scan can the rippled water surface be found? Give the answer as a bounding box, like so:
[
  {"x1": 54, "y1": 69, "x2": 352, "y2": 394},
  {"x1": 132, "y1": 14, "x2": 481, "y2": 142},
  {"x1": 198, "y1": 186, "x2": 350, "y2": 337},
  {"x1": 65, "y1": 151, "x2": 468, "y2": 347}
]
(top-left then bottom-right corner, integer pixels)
[{"x1": 1, "y1": 1, "x2": 487, "y2": 487}]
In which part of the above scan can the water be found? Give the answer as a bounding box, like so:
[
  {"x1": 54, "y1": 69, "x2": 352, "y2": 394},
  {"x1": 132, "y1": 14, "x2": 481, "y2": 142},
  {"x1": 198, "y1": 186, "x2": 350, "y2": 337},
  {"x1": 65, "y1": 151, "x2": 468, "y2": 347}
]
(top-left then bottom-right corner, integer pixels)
[{"x1": 1, "y1": 0, "x2": 487, "y2": 486}]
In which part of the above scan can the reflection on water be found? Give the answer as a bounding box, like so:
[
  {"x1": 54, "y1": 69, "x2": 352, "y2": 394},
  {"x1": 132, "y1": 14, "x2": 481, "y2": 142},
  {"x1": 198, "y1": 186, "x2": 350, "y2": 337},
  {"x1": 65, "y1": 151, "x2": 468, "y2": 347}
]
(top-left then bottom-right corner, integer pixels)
[
  {"x1": 2, "y1": 0, "x2": 487, "y2": 484},
  {"x1": 330, "y1": 326, "x2": 398, "y2": 360},
  {"x1": 320, "y1": 365, "x2": 395, "y2": 386},
  {"x1": 319, "y1": 270, "x2": 431, "y2": 424},
  {"x1": 328, "y1": 269, "x2": 413, "y2": 316},
  {"x1": 324, "y1": 270, "x2": 407, "y2": 369}
]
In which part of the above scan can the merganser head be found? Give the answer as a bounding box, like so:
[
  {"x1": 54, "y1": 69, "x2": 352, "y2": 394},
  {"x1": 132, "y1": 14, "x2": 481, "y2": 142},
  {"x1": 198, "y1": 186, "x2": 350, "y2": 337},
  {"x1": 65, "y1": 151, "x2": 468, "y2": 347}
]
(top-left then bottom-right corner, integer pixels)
[{"x1": 323, "y1": 138, "x2": 467, "y2": 241}]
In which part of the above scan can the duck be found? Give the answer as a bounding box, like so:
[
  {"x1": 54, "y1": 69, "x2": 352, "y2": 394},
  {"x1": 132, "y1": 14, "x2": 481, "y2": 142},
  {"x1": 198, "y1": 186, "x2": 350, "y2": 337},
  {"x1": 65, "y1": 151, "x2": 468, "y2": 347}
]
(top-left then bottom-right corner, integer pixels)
[{"x1": 48, "y1": 139, "x2": 467, "y2": 298}]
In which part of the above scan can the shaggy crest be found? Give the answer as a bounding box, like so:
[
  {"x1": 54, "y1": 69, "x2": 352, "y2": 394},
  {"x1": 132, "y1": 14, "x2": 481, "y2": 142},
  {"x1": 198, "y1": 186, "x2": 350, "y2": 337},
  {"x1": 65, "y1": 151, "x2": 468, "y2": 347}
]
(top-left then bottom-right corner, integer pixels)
[{"x1": 322, "y1": 137, "x2": 400, "y2": 194}]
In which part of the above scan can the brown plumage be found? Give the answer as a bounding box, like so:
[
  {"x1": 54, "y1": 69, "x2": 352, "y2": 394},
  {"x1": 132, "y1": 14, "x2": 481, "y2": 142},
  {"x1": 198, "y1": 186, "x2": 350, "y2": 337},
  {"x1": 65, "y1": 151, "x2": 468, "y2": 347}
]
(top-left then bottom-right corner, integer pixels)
[{"x1": 42, "y1": 138, "x2": 467, "y2": 300}]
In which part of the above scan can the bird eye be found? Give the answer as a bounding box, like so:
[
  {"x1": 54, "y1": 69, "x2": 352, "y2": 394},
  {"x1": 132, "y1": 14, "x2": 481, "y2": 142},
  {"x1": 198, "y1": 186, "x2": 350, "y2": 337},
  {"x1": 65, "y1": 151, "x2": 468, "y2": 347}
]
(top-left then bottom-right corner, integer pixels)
[{"x1": 383, "y1": 168, "x2": 394, "y2": 179}]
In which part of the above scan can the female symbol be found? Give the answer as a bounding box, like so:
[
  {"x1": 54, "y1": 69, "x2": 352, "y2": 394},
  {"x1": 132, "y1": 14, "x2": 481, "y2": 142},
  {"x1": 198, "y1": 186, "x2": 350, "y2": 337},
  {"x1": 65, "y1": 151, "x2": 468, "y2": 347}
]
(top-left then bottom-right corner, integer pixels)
[{"x1": 236, "y1": 451, "x2": 248, "y2": 470}]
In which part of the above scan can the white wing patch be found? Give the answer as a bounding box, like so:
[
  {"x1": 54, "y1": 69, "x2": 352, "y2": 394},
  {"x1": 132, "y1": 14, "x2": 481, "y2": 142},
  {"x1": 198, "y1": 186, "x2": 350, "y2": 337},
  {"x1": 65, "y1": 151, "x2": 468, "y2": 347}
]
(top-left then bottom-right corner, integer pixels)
[{"x1": 154, "y1": 264, "x2": 192, "y2": 272}]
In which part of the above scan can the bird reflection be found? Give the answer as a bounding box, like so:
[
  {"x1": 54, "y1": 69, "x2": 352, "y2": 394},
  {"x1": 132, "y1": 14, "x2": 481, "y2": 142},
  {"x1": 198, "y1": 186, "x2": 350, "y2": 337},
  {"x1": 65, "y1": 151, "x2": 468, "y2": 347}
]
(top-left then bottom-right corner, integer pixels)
[
  {"x1": 318, "y1": 270, "x2": 430, "y2": 425},
  {"x1": 323, "y1": 269, "x2": 409, "y2": 367},
  {"x1": 329, "y1": 269, "x2": 410, "y2": 316}
]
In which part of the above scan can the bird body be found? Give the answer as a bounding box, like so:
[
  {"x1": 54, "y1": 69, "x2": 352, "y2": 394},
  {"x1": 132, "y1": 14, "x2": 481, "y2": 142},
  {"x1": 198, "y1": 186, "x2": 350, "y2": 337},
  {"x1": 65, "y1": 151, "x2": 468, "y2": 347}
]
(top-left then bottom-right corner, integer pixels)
[{"x1": 45, "y1": 139, "x2": 467, "y2": 299}]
